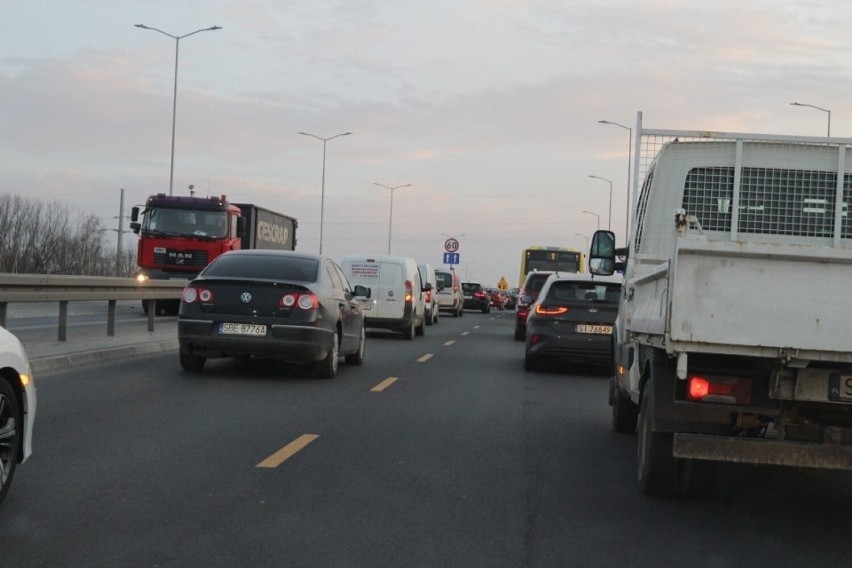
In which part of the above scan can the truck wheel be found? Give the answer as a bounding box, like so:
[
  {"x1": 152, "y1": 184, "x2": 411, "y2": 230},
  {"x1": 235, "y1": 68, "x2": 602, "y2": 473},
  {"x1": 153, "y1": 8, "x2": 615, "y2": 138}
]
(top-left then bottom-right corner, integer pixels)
[
  {"x1": 403, "y1": 318, "x2": 415, "y2": 340},
  {"x1": 0, "y1": 378, "x2": 21, "y2": 504},
  {"x1": 637, "y1": 387, "x2": 678, "y2": 496},
  {"x1": 611, "y1": 377, "x2": 638, "y2": 433},
  {"x1": 314, "y1": 333, "x2": 339, "y2": 378},
  {"x1": 179, "y1": 349, "x2": 206, "y2": 372},
  {"x1": 678, "y1": 459, "x2": 716, "y2": 499},
  {"x1": 344, "y1": 325, "x2": 366, "y2": 366}
]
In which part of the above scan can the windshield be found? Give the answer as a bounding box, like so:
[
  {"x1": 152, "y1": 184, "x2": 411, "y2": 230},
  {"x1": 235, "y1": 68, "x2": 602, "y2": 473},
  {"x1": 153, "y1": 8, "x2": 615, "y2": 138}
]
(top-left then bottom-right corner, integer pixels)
[{"x1": 143, "y1": 207, "x2": 228, "y2": 238}]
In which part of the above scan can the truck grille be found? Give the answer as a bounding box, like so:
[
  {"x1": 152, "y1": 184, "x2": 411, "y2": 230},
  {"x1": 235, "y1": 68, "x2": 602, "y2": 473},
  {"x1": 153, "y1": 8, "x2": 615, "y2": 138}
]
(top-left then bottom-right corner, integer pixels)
[{"x1": 154, "y1": 249, "x2": 209, "y2": 267}]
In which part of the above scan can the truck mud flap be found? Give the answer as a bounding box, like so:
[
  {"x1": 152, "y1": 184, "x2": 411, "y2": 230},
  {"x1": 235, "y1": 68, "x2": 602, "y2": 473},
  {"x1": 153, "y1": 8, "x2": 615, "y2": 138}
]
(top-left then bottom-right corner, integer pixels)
[{"x1": 673, "y1": 433, "x2": 852, "y2": 471}]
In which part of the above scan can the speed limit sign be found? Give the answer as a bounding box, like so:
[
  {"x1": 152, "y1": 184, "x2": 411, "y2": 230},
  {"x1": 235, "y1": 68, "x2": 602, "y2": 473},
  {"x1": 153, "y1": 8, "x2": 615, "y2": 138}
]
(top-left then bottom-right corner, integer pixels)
[{"x1": 444, "y1": 238, "x2": 460, "y2": 252}]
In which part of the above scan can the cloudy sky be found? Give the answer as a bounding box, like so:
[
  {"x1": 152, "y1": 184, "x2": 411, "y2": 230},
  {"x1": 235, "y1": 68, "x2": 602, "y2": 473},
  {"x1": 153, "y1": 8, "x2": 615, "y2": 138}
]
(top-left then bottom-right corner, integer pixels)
[{"x1": 2, "y1": 0, "x2": 850, "y2": 286}]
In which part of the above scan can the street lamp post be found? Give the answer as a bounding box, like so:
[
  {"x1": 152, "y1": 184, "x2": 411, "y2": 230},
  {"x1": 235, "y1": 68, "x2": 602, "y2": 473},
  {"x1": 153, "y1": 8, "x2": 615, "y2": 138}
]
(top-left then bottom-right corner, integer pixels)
[
  {"x1": 790, "y1": 102, "x2": 831, "y2": 137},
  {"x1": 582, "y1": 210, "x2": 600, "y2": 230},
  {"x1": 588, "y1": 175, "x2": 613, "y2": 230},
  {"x1": 375, "y1": 183, "x2": 412, "y2": 255},
  {"x1": 298, "y1": 131, "x2": 352, "y2": 254},
  {"x1": 135, "y1": 23, "x2": 222, "y2": 196},
  {"x1": 462, "y1": 261, "x2": 477, "y2": 281},
  {"x1": 598, "y1": 119, "x2": 632, "y2": 239},
  {"x1": 574, "y1": 233, "x2": 589, "y2": 248}
]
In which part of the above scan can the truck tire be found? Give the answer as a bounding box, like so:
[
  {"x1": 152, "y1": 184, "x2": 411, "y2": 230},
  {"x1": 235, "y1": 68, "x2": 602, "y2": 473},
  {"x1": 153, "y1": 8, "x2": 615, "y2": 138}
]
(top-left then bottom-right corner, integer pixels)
[
  {"x1": 611, "y1": 377, "x2": 638, "y2": 433},
  {"x1": 179, "y1": 349, "x2": 206, "y2": 372},
  {"x1": 637, "y1": 386, "x2": 678, "y2": 497},
  {"x1": 678, "y1": 459, "x2": 716, "y2": 499},
  {"x1": 0, "y1": 377, "x2": 21, "y2": 504}
]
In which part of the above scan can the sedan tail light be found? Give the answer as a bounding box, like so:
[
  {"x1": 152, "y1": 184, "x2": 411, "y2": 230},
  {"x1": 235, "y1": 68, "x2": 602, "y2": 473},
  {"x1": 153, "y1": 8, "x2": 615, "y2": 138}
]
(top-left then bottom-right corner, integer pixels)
[
  {"x1": 182, "y1": 286, "x2": 214, "y2": 303},
  {"x1": 280, "y1": 292, "x2": 318, "y2": 310}
]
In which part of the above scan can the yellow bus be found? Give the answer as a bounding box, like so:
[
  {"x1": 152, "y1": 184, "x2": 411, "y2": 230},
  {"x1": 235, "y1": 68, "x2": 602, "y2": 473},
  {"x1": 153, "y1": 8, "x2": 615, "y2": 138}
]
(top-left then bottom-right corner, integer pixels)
[{"x1": 519, "y1": 246, "x2": 585, "y2": 287}]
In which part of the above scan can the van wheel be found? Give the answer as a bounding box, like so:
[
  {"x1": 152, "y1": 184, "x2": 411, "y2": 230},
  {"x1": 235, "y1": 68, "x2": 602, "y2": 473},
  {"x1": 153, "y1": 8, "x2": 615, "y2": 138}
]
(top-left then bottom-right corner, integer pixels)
[
  {"x1": 403, "y1": 318, "x2": 415, "y2": 340},
  {"x1": 415, "y1": 314, "x2": 426, "y2": 336},
  {"x1": 426, "y1": 309, "x2": 434, "y2": 326}
]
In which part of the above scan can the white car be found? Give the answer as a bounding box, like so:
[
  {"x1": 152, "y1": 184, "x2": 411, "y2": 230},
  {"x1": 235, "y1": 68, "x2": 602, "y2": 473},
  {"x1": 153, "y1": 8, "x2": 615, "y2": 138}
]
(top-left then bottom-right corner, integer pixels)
[{"x1": 0, "y1": 325, "x2": 36, "y2": 504}]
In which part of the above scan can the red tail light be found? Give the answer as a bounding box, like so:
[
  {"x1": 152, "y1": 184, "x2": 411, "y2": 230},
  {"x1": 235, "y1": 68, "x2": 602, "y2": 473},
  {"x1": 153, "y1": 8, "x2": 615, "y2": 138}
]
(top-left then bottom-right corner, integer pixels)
[
  {"x1": 425, "y1": 290, "x2": 432, "y2": 302},
  {"x1": 535, "y1": 304, "x2": 568, "y2": 316},
  {"x1": 687, "y1": 375, "x2": 752, "y2": 405},
  {"x1": 279, "y1": 292, "x2": 318, "y2": 310},
  {"x1": 474, "y1": 291, "x2": 486, "y2": 298},
  {"x1": 405, "y1": 280, "x2": 413, "y2": 303},
  {"x1": 182, "y1": 286, "x2": 214, "y2": 303}
]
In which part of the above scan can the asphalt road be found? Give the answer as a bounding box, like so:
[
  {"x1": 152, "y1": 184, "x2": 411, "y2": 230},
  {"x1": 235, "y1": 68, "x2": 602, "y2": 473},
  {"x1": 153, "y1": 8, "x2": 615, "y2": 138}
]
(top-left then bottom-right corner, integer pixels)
[{"x1": 2, "y1": 310, "x2": 851, "y2": 567}]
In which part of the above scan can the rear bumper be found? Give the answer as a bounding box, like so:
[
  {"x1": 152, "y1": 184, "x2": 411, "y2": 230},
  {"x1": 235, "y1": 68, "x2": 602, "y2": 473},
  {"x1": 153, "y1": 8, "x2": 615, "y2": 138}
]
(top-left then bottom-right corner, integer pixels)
[
  {"x1": 526, "y1": 330, "x2": 611, "y2": 363},
  {"x1": 674, "y1": 433, "x2": 852, "y2": 470},
  {"x1": 178, "y1": 319, "x2": 333, "y2": 363},
  {"x1": 364, "y1": 315, "x2": 414, "y2": 331}
]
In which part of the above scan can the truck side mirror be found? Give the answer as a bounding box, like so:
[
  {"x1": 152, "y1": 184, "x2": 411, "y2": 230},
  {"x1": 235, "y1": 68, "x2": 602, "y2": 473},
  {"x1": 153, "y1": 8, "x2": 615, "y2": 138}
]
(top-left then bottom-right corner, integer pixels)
[
  {"x1": 589, "y1": 230, "x2": 617, "y2": 276},
  {"x1": 130, "y1": 206, "x2": 140, "y2": 222},
  {"x1": 130, "y1": 222, "x2": 141, "y2": 234}
]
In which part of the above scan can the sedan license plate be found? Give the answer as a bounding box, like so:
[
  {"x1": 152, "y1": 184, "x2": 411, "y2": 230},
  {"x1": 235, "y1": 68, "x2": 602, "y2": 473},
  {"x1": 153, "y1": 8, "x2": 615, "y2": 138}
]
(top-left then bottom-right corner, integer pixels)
[
  {"x1": 576, "y1": 324, "x2": 612, "y2": 335},
  {"x1": 219, "y1": 322, "x2": 267, "y2": 336}
]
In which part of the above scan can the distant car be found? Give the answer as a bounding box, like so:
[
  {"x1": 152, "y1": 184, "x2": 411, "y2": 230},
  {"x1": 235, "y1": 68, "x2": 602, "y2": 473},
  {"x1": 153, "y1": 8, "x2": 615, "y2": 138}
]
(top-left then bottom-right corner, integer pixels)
[
  {"x1": 0, "y1": 325, "x2": 36, "y2": 504},
  {"x1": 462, "y1": 282, "x2": 490, "y2": 313},
  {"x1": 435, "y1": 269, "x2": 464, "y2": 317},
  {"x1": 506, "y1": 288, "x2": 519, "y2": 310},
  {"x1": 418, "y1": 262, "x2": 439, "y2": 326},
  {"x1": 487, "y1": 288, "x2": 508, "y2": 310},
  {"x1": 523, "y1": 274, "x2": 622, "y2": 371},
  {"x1": 178, "y1": 250, "x2": 370, "y2": 378},
  {"x1": 515, "y1": 271, "x2": 556, "y2": 340}
]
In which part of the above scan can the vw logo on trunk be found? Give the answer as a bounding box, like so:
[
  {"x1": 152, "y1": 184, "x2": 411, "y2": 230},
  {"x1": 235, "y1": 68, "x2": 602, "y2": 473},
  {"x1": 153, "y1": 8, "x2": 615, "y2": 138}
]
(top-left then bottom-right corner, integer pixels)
[{"x1": 240, "y1": 292, "x2": 252, "y2": 303}]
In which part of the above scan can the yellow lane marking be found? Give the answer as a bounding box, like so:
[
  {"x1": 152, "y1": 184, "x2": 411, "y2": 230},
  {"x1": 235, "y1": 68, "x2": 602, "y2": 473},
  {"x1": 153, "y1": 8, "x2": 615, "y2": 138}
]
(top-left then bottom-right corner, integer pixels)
[
  {"x1": 371, "y1": 377, "x2": 399, "y2": 392},
  {"x1": 461, "y1": 331, "x2": 470, "y2": 336},
  {"x1": 417, "y1": 353, "x2": 434, "y2": 362},
  {"x1": 444, "y1": 340, "x2": 456, "y2": 346},
  {"x1": 256, "y1": 434, "x2": 319, "y2": 468},
  {"x1": 473, "y1": 325, "x2": 481, "y2": 329}
]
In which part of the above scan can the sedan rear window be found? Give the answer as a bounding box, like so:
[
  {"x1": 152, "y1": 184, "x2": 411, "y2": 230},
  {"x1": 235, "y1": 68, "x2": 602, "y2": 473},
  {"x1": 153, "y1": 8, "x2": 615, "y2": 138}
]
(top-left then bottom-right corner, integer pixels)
[
  {"x1": 203, "y1": 255, "x2": 319, "y2": 282},
  {"x1": 546, "y1": 281, "x2": 621, "y2": 303}
]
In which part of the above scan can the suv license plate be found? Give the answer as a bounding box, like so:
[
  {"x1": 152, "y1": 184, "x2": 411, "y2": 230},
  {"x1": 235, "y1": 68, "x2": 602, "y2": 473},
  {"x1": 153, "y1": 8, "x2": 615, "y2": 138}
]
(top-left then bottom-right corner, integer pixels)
[
  {"x1": 576, "y1": 324, "x2": 612, "y2": 335},
  {"x1": 219, "y1": 322, "x2": 267, "y2": 336}
]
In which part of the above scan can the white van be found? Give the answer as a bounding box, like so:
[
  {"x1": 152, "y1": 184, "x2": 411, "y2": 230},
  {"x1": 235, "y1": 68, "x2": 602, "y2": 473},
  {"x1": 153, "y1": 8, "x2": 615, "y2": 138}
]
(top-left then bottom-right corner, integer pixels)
[
  {"x1": 341, "y1": 254, "x2": 428, "y2": 339},
  {"x1": 417, "y1": 262, "x2": 439, "y2": 326}
]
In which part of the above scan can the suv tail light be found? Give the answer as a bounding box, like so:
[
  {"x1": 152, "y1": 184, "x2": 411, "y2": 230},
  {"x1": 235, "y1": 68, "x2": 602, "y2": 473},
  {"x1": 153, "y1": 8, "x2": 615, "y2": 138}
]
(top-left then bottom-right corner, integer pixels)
[
  {"x1": 686, "y1": 375, "x2": 752, "y2": 405},
  {"x1": 534, "y1": 304, "x2": 568, "y2": 316}
]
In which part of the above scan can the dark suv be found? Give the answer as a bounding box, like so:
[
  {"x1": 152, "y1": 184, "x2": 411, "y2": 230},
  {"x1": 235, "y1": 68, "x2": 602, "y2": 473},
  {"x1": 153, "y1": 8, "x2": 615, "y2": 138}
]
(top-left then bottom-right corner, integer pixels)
[
  {"x1": 462, "y1": 282, "x2": 490, "y2": 313},
  {"x1": 514, "y1": 271, "x2": 555, "y2": 340}
]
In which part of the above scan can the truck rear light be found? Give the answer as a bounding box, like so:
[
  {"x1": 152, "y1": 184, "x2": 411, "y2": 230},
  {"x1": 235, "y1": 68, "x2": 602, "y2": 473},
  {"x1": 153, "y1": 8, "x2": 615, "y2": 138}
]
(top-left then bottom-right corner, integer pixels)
[
  {"x1": 687, "y1": 375, "x2": 752, "y2": 405},
  {"x1": 182, "y1": 286, "x2": 213, "y2": 303},
  {"x1": 535, "y1": 304, "x2": 568, "y2": 316}
]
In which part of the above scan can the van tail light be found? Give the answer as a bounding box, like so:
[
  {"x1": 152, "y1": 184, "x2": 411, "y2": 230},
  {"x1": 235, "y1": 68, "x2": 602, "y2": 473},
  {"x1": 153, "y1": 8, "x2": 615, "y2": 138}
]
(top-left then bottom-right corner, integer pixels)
[
  {"x1": 687, "y1": 375, "x2": 752, "y2": 405},
  {"x1": 405, "y1": 280, "x2": 413, "y2": 303},
  {"x1": 425, "y1": 290, "x2": 432, "y2": 302},
  {"x1": 535, "y1": 304, "x2": 568, "y2": 316},
  {"x1": 182, "y1": 286, "x2": 214, "y2": 303},
  {"x1": 280, "y1": 292, "x2": 318, "y2": 310}
]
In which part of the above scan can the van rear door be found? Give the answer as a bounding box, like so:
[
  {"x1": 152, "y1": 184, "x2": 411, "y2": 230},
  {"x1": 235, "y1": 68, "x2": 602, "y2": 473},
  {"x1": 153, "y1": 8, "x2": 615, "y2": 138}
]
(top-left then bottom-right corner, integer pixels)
[{"x1": 377, "y1": 260, "x2": 405, "y2": 320}]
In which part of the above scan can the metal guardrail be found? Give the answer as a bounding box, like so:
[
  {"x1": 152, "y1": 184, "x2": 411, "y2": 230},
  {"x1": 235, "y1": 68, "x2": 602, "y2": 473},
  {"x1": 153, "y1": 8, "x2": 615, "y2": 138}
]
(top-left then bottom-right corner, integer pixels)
[{"x1": 0, "y1": 273, "x2": 185, "y2": 340}]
